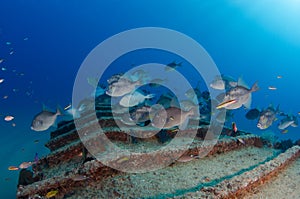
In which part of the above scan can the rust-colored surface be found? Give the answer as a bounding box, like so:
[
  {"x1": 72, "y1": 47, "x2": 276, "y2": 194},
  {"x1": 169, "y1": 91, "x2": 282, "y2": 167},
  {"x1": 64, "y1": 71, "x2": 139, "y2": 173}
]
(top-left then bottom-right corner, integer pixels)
[{"x1": 17, "y1": 135, "x2": 260, "y2": 198}]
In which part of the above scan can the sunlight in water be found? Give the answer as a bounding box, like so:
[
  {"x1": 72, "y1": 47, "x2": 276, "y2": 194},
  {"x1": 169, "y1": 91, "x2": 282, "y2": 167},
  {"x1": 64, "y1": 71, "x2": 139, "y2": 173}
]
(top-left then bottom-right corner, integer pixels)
[{"x1": 232, "y1": 0, "x2": 300, "y2": 45}]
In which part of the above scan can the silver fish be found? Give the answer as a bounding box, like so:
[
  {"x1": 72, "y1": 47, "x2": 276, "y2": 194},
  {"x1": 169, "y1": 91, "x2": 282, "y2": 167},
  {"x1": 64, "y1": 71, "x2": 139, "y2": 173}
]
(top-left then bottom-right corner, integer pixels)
[
  {"x1": 257, "y1": 105, "x2": 279, "y2": 130},
  {"x1": 106, "y1": 77, "x2": 141, "y2": 97},
  {"x1": 151, "y1": 107, "x2": 196, "y2": 130},
  {"x1": 130, "y1": 106, "x2": 151, "y2": 123},
  {"x1": 164, "y1": 61, "x2": 182, "y2": 72},
  {"x1": 210, "y1": 75, "x2": 237, "y2": 90},
  {"x1": 120, "y1": 114, "x2": 136, "y2": 126},
  {"x1": 72, "y1": 174, "x2": 89, "y2": 182},
  {"x1": 107, "y1": 73, "x2": 123, "y2": 84},
  {"x1": 222, "y1": 79, "x2": 259, "y2": 110},
  {"x1": 31, "y1": 108, "x2": 62, "y2": 131},
  {"x1": 210, "y1": 78, "x2": 225, "y2": 90},
  {"x1": 278, "y1": 115, "x2": 298, "y2": 130},
  {"x1": 119, "y1": 91, "x2": 155, "y2": 107}
]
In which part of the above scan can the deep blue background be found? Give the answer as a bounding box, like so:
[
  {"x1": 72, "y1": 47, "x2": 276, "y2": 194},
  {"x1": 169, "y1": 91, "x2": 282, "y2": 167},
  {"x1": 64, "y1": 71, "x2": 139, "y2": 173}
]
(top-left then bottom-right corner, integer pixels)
[{"x1": 1, "y1": 0, "x2": 299, "y2": 197}]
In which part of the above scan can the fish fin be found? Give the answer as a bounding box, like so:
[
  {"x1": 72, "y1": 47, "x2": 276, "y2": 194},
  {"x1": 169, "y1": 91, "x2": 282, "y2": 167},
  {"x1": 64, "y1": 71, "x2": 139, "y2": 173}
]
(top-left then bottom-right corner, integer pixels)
[
  {"x1": 250, "y1": 82, "x2": 259, "y2": 92},
  {"x1": 228, "y1": 81, "x2": 237, "y2": 88},
  {"x1": 179, "y1": 117, "x2": 189, "y2": 130},
  {"x1": 243, "y1": 95, "x2": 252, "y2": 109},
  {"x1": 66, "y1": 109, "x2": 80, "y2": 119},
  {"x1": 291, "y1": 123, "x2": 298, "y2": 127},
  {"x1": 56, "y1": 106, "x2": 64, "y2": 116},
  {"x1": 145, "y1": 94, "x2": 155, "y2": 99},
  {"x1": 237, "y1": 77, "x2": 249, "y2": 89},
  {"x1": 256, "y1": 106, "x2": 261, "y2": 112}
]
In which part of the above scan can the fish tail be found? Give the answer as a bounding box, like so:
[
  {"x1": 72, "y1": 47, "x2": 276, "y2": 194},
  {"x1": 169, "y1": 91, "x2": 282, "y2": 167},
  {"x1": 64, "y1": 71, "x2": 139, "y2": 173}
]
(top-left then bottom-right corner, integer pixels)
[{"x1": 251, "y1": 82, "x2": 259, "y2": 92}]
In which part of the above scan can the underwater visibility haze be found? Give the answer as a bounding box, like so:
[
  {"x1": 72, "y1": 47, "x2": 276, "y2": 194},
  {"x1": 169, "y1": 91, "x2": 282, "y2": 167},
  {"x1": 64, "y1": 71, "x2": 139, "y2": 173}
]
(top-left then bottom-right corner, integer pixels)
[{"x1": 0, "y1": 0, "x2": 300, "y2": 198}]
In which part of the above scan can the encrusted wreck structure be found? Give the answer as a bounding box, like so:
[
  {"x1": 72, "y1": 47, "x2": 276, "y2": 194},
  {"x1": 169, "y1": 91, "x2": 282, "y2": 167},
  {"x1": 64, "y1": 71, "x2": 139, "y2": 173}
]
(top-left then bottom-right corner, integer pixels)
[{"x1": 16, "y1": 99, "x2": 300, "y2": 198}]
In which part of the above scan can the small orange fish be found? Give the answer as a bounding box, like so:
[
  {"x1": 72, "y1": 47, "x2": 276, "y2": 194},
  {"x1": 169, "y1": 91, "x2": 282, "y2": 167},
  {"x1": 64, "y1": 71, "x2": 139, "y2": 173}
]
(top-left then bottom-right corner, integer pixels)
[
  {"x1": 216, "y1": 99, "x2": 237, "y2": 109},
  {"x1": 4, "y1": 115, "x2": 14, "y2": 121},
  {"x1": 232, "y1": 122, "x2": 238, "y2": 133},
  {"x1": 281, "y1": 129, "x2": 288, "y2": 134},
  {"x1": 8, "y1": 166, "x2": 19, "y2": 171}
]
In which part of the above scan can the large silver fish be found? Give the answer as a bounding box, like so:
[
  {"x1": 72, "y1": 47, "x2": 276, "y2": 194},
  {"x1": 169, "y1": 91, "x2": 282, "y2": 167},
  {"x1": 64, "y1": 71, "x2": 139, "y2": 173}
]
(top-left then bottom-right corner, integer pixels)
[
  {"x1": 221, "y1": 79, "x2": 259, "y2": 110},
  {"x1": 31, "y1": 107, "x2": 62, "y2": 131},
  {"x1": 257, "y1": 105, "x2": 279, "y2": 130},
  {"x1": 130, "y1": 106, "x2": 151, "y2": 123},
  {"x1": 151, "y1": 107, "x2": 196, "y2": 130},
  {"x1": 119, "y1": 91, "x2": 155, "y2": 107},
  {"x1": 210, "y1": 75, "x2": 237, "y2": 90},
  {"x1": 106, "y1": 77, "x2": 141, "y2": 97},
  {"x1": 278, "y1": 115, "x2": 298, "y2": 130}
]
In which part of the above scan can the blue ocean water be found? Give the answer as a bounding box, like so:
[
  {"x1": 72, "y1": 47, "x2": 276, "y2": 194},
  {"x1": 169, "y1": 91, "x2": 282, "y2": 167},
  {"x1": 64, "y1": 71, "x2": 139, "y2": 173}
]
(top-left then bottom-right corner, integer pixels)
[{"x1": 0, "y1": 0, "x2": 300, "y2": 198}]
